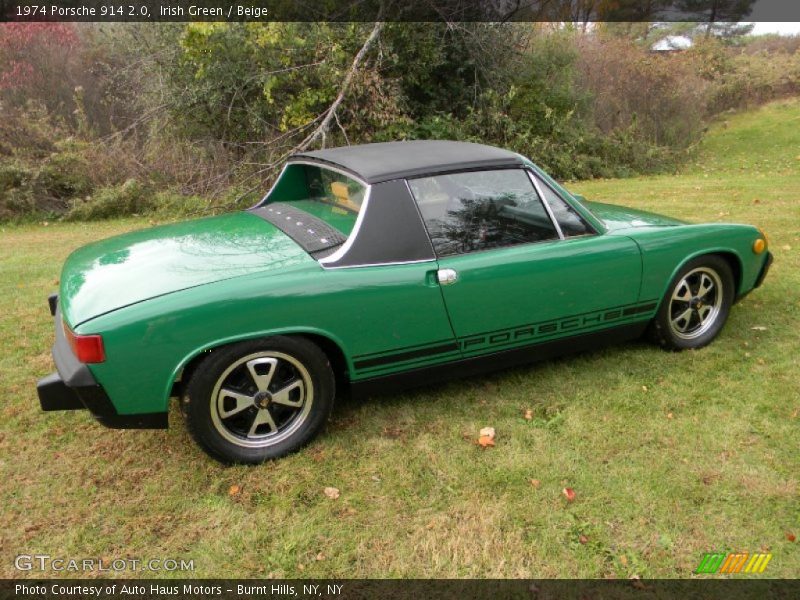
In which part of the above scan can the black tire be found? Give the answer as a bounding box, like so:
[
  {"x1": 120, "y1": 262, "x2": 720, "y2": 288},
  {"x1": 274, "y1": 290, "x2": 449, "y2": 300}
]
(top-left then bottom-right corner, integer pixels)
[
  {"x1": 183, "y1": 336, "x2": 335, "y2": 464},
  {"x1": 650, "y1": 255, "x2": 735, "y2": 351}
]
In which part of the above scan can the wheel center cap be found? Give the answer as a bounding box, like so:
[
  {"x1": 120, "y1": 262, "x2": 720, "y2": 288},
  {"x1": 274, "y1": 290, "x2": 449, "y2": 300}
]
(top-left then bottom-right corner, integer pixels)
[
  {"x1": 690, "y1": 296, "x2": 703, "y2": 309},
  {"x1": 254, "y1": 391, "x2": 272, "y2": 409}
]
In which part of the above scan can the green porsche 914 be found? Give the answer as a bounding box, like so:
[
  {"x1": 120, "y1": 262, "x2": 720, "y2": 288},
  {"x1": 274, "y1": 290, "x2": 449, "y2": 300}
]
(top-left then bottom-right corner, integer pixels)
[{"x1": 37, "y1": 141, "x2": 772, "y2": 463}]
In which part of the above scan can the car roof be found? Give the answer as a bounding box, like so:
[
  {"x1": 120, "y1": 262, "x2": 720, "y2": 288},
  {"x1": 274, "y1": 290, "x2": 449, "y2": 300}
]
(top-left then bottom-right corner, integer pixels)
[{"x1": 289, "y1": 140, "x2": 523, "y2": 184}]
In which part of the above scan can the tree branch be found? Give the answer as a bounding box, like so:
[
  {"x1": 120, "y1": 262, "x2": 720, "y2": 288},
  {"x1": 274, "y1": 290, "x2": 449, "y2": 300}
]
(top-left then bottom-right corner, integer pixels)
[{"x1": 296, "y1": 19, "x2": 384, "y2": 151}]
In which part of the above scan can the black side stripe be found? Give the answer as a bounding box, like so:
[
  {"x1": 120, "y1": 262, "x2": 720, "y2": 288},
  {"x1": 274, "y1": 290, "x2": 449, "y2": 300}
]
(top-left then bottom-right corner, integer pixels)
[
  {"x1": 622, "y1": 302, "x2": 657, "y2": 316},
  {"x1": 354, "y1": 342, "x2": 459, "y2": 369},
  {"x1": 354, "y1": 300, "x2": 658, "y2": 371},
  {"x1": 353, "y1": 338, "x2": 455, "y2": 359}
]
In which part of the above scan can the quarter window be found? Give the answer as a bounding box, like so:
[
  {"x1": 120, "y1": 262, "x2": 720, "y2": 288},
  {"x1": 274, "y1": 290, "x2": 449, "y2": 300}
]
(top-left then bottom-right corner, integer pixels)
[
  {"x1": 408, "y1": 169, "x2": 559, "y2": 257},
  {"x1": 531, "y1": 174, "x2": 593, "y2": 237}
]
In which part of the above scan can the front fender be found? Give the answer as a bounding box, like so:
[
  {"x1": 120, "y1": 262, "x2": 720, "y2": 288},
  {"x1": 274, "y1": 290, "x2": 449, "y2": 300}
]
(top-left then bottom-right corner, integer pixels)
[{"x1": 619, "y1": 223, "x2": 765, "y2": 309}]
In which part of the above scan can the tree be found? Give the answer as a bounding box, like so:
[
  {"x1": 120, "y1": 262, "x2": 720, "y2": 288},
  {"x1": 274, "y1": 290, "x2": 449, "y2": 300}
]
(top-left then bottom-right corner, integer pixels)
[{"x1": 675, "y1": 0, "x2": 757, "y2": 38}]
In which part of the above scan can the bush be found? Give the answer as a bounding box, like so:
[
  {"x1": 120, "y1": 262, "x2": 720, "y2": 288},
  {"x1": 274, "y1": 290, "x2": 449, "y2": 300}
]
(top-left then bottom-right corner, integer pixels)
[
  {"x1": 65, "y1": 179, "x2": 152, "y2": 221},
  {"x1": 35, "y1": 144, "x2": 93, "y2": 200}
]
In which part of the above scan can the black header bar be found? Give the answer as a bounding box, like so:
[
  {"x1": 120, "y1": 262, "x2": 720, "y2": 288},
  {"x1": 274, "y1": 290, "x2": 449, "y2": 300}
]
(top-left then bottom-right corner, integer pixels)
[{"x1": 2, "y1": 0, "x2": 800, "y2": 22}]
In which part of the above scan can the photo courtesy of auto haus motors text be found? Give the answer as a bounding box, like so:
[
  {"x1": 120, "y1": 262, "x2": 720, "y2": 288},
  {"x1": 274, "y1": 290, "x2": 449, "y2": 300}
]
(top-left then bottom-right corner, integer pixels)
[
  {"x1": 14, "y1": 584, "x2": 344, "y2": 598},
  {"x1": 2, "y1": 0, "x2": 799, "y2": 599}
]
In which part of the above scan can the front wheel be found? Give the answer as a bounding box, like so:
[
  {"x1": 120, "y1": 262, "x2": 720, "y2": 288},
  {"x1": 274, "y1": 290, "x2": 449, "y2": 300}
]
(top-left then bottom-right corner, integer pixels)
[
  {"x1": 183, "y1": 337, "x2": 335, "y2": 464},
  {"x1": 650, "y1": 255, "x2": 735, "y2": 350}
]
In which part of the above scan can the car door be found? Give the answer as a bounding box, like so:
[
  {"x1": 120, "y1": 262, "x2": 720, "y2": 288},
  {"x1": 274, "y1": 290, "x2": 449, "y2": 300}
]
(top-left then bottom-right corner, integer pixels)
[{"x1": 407, "y1": 168, "x2": 643, "y2": 359}]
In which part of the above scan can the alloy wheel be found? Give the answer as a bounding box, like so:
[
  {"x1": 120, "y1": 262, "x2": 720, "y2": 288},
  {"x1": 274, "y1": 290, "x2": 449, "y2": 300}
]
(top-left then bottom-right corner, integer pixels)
[
  {"x1": 209, "y1": 351, "x2": 314, "y2": 448},
  {"x1": 668, "y1": 267, "x2": 723, "y2": 340}
]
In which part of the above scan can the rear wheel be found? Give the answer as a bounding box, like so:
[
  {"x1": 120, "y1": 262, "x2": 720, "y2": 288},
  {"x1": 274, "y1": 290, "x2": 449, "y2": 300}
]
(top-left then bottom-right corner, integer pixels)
[
  {"x1": 651, "y1": 255, "x2": 734, "y2": 350},
  {"x1": 183, "y1": 337, "x2": 334, "y2": 464}
]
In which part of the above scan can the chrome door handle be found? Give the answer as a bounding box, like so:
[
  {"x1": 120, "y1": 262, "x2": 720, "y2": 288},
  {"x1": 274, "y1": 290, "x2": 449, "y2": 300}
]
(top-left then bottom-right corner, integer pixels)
[{"x1": 437, "y1": 268, "x2": 458, "y2": 285}]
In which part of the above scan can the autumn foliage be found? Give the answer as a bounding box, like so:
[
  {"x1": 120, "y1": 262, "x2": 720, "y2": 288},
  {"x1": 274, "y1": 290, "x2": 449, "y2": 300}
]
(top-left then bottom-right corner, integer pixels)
[{"x1": 0, "y1": 23, "x2": 79, "y2": 91}]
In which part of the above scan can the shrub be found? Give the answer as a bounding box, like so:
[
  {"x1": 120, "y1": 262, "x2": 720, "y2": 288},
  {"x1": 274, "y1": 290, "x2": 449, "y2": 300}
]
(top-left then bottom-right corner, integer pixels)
[{"x1": 65, "y1": 179, "x2": 152, "y2": 221}]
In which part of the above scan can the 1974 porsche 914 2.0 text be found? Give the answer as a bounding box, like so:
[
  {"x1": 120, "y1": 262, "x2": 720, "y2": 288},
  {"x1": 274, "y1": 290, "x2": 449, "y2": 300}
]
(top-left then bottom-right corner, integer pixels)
[{"x1": 37, "y1": 141, "x2": 772, "y2": 462}]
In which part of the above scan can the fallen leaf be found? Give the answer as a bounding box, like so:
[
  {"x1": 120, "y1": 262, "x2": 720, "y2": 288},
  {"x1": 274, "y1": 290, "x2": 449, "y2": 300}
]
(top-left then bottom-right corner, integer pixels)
[
  {"x1": 667, "y1": 412, "x2": 674, "y2": 419},
  {"x1": 786, "y1": 531, "x2": 797, "y2": 542},
  {"x1": 782, "y1": 245, "x2": 792, "y2": 251},
  {"x1": 228, "y1": 485, "x2": 241, "y2": 496},
  {"x1": 562, "y1": 487, "x2": 576, "y2": 502},
  {"x1": 315, "y1": 552, "x2": 326, "y2": 561},
  {"x1": 323, "y1": 486, "x2": 340, "y2": 500},
  {"x1": 523, "y1": 409, "x2": 533, "y2": 420},
  {"x1": 478, "y1": 435, "x2": 495, "y2": 448},
  {"x1": 620, "y1": 555, "x2": 628, "y2": 566},
  {"x1": 751, "y1": 326, "x2": 767, "y2": 331},
  {"x1": 479, "y1": 426, "x2": 496, "y2": 439},
  {"x1": 579, "y1": 534, "x2": 589, "y2": 544},
  {"x1": 530, "y1": 479, "x2": 541, "y2": 489},
  {"x1": 642, "y1": 385, "x2": 648, "y2": 392}
]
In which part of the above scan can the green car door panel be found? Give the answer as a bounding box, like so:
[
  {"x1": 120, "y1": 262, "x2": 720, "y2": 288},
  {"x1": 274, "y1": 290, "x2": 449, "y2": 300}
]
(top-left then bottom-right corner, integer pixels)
[
  {"x1": 35, "y1": 141, "x2": 771, "y2": 456},
  {"x1": 436, "y1": 234, "x2": 645, "y2": 358}
]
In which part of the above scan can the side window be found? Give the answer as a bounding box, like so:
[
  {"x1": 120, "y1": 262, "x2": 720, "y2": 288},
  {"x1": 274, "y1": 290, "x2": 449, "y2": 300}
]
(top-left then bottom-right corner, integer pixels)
[
  {"x1": 532, "y1": 174, "x2": 593, "y2": 237},
  {"x1": 408, "y1": 169, "x2": 559, "y2": 257}
]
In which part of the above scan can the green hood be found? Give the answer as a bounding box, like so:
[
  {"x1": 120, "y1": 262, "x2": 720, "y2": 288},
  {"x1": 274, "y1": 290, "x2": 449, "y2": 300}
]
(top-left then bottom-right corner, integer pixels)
[
  {"x1": 584, "y1": 200, "x2": 686, "y2": 231},
  {"x1": 60, "y1": 212, "x2": 315, "y2": 327}
]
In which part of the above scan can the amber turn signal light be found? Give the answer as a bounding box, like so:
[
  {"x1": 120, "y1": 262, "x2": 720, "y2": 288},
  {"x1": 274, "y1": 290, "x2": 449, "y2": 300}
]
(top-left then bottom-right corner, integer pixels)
[{"x1": 753, "y1": 238, "x2": 766, "y2": 254}]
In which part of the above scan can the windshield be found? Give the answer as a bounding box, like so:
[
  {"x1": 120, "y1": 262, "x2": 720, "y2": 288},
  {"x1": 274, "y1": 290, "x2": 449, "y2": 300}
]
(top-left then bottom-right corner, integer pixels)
[{"x1": 265, "y1": 163, "x2": 367, "y2": 235}]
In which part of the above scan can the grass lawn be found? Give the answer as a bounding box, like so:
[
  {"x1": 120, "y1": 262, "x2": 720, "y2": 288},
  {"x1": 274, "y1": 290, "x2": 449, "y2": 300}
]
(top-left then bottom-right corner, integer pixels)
[{"x1": 1, "y1": 99, "x2": 798, "y2": 579}]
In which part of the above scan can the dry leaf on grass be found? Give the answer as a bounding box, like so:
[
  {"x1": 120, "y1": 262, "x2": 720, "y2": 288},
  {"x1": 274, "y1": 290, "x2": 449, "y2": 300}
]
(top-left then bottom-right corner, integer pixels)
[
  {"x1": 477, "y1": 426, "x2": 496, "y2": 448},
  {"x1": 323, "y1": 486, "x2": 340, "y2": 500},
  {"x1": 530, "y1": 479, "x2": 541, "y2": 489},
  {"x1": 228, "y1": 485, "x2": 241, "y2": 496},
  {"x1": 523, "y1": 409, "x2": 533, "y2": 420},
  {"x1": 478, "y1": 435, "x2": 495, "y2": 448},
  {"x1": 579, "y1": 534, "x2": 589, "y2": 544},
  {"x1": 751, "y1": 326, "x2": 767, "y2": 331},
  {"x1": 786, "y1": 531, "x2": 797, "y2": 542},
  {"x1": 562, "y1": 487, "x2": 576, "y2": 502}
]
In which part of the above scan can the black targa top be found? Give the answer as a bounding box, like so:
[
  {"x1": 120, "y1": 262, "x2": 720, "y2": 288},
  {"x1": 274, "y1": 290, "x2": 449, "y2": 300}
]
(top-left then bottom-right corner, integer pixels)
[{"x1": 290, "y1": 140, "x2": 523, "y2": 184}]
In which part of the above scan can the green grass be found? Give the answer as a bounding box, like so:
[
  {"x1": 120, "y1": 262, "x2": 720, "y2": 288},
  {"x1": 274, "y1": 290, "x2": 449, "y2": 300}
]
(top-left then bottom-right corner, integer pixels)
[{"x1": 1, "y1": 100, "x2": 798, "y2": 579}]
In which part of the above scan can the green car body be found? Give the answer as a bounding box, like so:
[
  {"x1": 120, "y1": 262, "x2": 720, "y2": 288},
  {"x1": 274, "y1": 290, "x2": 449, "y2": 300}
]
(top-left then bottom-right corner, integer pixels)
[{"x1": 37, "y1": 141, "x2": 771, "y2": 455}]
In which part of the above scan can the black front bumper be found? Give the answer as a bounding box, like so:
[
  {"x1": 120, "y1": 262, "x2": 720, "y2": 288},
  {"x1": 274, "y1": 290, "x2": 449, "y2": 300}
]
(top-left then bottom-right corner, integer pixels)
[{"x1": 36, "y1": 298, "x2": 167, "y2": 430}]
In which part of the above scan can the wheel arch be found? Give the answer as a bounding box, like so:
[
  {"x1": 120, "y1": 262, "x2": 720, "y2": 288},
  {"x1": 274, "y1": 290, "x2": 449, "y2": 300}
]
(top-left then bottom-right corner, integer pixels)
[
  {"x1": 656, "y1": 248, "x2": 743, "y2": 312},
  {"x1": 166, "y1": 328, "x2": 352, "y2": 408}
]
